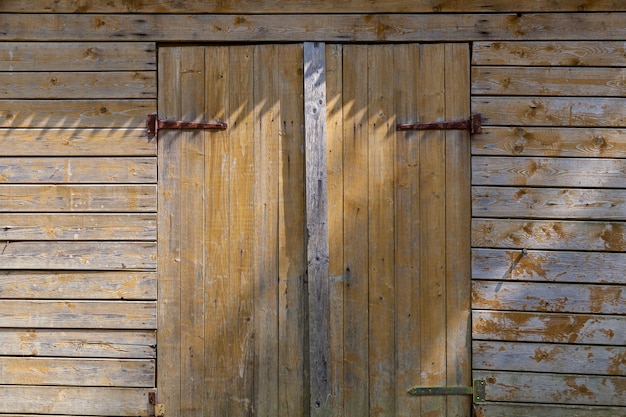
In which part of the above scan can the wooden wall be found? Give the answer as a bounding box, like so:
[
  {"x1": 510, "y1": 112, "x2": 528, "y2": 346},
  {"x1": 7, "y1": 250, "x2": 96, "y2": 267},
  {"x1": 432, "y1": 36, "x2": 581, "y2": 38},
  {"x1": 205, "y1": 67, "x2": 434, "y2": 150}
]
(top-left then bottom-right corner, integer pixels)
[{"x1": 0, "y1": 2, "x2": 624, "y2": 416}]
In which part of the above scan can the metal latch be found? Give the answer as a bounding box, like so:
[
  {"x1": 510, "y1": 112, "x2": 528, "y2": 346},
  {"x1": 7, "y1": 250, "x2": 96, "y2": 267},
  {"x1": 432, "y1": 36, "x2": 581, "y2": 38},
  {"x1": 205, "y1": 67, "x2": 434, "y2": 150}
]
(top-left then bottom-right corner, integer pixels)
[
  {"x1": 146, "y1": 113, "x2": 228, "y2": 137},
  {"x1": 149, "y1": 391, "x2": 166, "y2": 417},
  {"x1": 408, "y1": 379, "x2": 486, "y2": 403},
  {"x1": 397, "y1": 113, "x2": 482, "y2": 134}
]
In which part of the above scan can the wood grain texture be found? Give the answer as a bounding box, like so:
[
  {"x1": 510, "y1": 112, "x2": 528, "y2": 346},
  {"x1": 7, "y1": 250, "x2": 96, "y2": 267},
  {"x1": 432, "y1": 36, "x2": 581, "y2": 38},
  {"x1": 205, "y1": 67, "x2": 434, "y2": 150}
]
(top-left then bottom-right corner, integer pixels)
[
  {"x1": 0, "y1": 270, "x2": 156, "y2": 300},
  {"x1": 473, "y1": 341, "x2": 626, "y2": 375},
  {"x1": 0, "y1": 386, "x2": 153, "y2": 416},
  {"x1": 0, "y1": 185, "x2": 157, "y2": 212},
  {"x1": 473, "y1": 41, "x2": 626, "y2": 66},
  {"x1": 0, "y1": 72, "x2": 156, "y2": 99},
  {"x1": 0, "y1": 42, "x2": 156, "y2": 71},
  {"x1": 0, "y1": 300, "x2": 156, "y2": 329},
  {"x1": 474, "y1": 370, "x2": 626, "y2": 406},
  {"x1": 473, "y1": 97, "x2": 626, "y2": 127},
  {"x1": 0, "y1": 329, "x2": 156, "y2": 358},
  {"x1": 475, "y1": 402, "x2": 626, "y2": 417},
  {"x1": 473, "y1": 310, "x2": 626, "y2": 345},
  {"x1": 472, "y1": 248, "x2": 626, "y2": 284},
  {"x1": 473, "y1": 186, "x2": 626, "y2": 220},
  {"x1": 0, "y1": 129, "x2": 156, "y2": 157},
  {"x1": 0, "y1": 357, "x2": 154, "y2": 387},
  {"x1": 5, "y1": 13, "x2": 626, "y2": 42},
  {"x1": 472, "y1": 218, "x2": 626, "y2": 251},
  {"x1": 471, "y1": 127, "x2": 626, "y2": 158},
  {"x1": 473, "y1": 156, "x2": 626, "y2": 187},
  {"x1": 472, "y1": 280, "x2": 626, "y2": 314}
]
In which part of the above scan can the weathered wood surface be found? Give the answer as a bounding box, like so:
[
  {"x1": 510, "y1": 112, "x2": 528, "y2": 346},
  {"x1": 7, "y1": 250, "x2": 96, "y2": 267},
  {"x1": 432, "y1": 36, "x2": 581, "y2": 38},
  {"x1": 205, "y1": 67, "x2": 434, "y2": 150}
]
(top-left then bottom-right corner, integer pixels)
[
  {"x1": 0, "y1": 241, "x2": 157, "y2": 270},
  {"x1": 473, "y1": 186, "x2": 626, "y2": 220},
  {"x1": 5, "y1": 14, "x2": 626, "y2": 42},
  {"x1": 472, "y1": 67, "x2": 626, "y2": 97},
  {"x1": 0, "y1": 42, "x2": 156, "y2": 71},
  {"x1": 0, "y1": 357, "x2": 155, "y2": 387},
  {"x1": 472, "y1": 248, "x2": 626, "y2": 284},
  {"x1": 473, "y1": 97, "x2": 626, "y2": 127},
  {"x1": 0, "y1": 129, "x2": 156, "y2": 157},
  {"x1": 0, "y1": 157, "x2": 156, "y2": 183},
  {"x1": 0, "y1": 271, "x2": 156, "y2": 300},
  {"x1": 0, "y1": 386, "x2": 153, "y2": 416},
  {"x1": 473, "y1": 41, "x2": 626, "y2": 66},
  {"x1": 0, "y1": 300, "x2": 156, "y2": 329},
  {"x1": 3, "y1": 1, "x2": 626, "y2": 13},
  {"x1": 473, "y1": 156, "x2": 626, "y2": 187},
  {"x1": 473, "y1": 341, "x2": 626, "y2": 375},
  {"x1": 0, "y1": 185, "x2": 157, "y2": 212},
  {"x1": 473, "y1": 310, "x2": 626, "y2": 345},
  {"x1": 474, "y1": 370, "x2": 626, "y2": 407},
  {"x1": 0, "y1": 329, "x2": 156, "y2": 358},
  {"x1": 0, "y1": 100, "x2": 155, "y2": 128},
  {"x1": 0, "y1": 72, "x2": 156, "y2": 99},
  {"x1": 475, "y1": 402, "x2": 626, "y2": 417},
  {"x1": 472, "y1": 219, "x2": 626, "y2": 251},
  {"x1": 471, "y1": 127, "x2": 626, "y2": 158},
  {"x1": 472, "y1": 281, "x2": 626, "y2": 314}
]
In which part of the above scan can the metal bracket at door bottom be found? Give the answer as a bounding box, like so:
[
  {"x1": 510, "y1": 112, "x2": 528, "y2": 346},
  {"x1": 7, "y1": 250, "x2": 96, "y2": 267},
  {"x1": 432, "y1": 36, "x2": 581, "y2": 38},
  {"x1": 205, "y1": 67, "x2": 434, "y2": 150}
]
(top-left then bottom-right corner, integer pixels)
[{"x1": 408, "y1": 379, "x2": 486, "y2": 403}]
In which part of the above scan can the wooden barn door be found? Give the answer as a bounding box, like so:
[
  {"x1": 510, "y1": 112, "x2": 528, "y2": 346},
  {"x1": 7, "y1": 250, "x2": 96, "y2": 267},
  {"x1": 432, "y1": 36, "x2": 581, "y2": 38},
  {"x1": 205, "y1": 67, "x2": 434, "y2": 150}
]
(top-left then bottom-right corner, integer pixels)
[{"x1": 157, "y1": 43, "x2": 470, "y2": 417}]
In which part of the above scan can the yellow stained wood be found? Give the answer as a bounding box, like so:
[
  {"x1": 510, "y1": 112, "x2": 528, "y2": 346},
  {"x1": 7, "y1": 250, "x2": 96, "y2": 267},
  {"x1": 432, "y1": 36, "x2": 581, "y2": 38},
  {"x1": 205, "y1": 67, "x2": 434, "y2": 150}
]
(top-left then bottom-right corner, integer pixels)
[{"x1": 476, "y1": 402, "x2": 626, "y2": 417}]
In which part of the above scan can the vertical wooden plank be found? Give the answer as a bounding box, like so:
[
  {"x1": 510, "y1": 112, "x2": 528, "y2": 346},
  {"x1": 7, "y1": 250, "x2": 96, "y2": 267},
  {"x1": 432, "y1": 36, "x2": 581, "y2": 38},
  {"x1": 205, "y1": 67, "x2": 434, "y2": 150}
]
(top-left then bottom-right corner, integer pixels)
[
  {"x1": 203, "y1": 45, "x2": 230, "y2": 417},
  {"x1": 419, "y1": 43, "x2": 447, "y2": 417},
  {"x1": 253, "y1": 44, "x2": 280, "y2": 417},
  {"x1": 179, "y1": 46, "x2": 206, "y2": 417},
  {"x1": 342, "y1": 44, "x2": 370, "y2": 417},
  {"x1": 445, "y1": 43, "x2": 472, "y2": 417},
  {"x1": 394, "y1": 43, "x2": 421, "y2": 417},
  {"x1": 367, "y1": 44, "x2": 396, "y2": 417},
  {"x1": 305, "y1": 41, "x2": 330, "y2": 417},
  {"x1": 326, "y1": 43, "x2": 345, "y2": 417},
  {"x1": 277, "y1": 43, "x2": 307, "y2": 417},
  {"x1": 228, "y1": 45, "x2": 256, "y2": 417},
  {"x1": 157, "y1": 46, "x2": 182, "y2": 417}
]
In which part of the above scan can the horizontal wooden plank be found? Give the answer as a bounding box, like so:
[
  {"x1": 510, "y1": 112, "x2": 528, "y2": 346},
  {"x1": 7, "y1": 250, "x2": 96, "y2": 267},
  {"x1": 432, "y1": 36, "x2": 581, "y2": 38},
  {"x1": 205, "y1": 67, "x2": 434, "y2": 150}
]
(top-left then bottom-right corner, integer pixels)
[
  {"x1": 474, "y1": 370, "x2": 626, "y2": 406},
  {"x1": 471, "y1": 127, "x2": 626, "y2": 158},
  {"x1": 472, "y1": 280, "x2": 626, "y2": 314},
  {"x1": 0, "y1": 42, "x2": 156, "y2": 71},
  {"x1": 0, "y1": 357, "x2": 154, "y2": 387},
  {"x1": 473, "y1": 341, "x2": 626, "y2": 375},
  {"x1": 472, "y1": 248, "x2": 626, "y2": 284},
  {"x1": 472, "y1": 219, "x2": 626, "y2": 251},
  {"x1": 472, "y1": 67, "x2": 626, "y2": 97},
  {"x1": 472, "y1": 186, "x2": 626, "y2": 220},
  {"x1": 0, "y1": 241, "x2": 156, "y2": 270},
  {"x1": 473, "y1": 41, "x2": 626, "y2": 67},
  {"x1": 0, "y1": 386, "x2": 152, "y2": 416},
  {"x1": 472, "y1": 156, "x2": 626, "y2": 187},
  {"x1": 3, "y1": 14, "x2": 626, "y2": 42},
  {"x1": 475, "y1": 402, "x2": 626, "y2": 417},
  {"x1": 0, "y1": 157, "x2": 156, "y2": 183},
  {"x1": 0, "y1": 100, "x2": 154, "y2": 128},
  {"x1": 473, "y1": 97, "x2": 626, "y2": 127},
  {"x1": 0, "y1": 270, "x2": 156, "y2": 300},
  {"x1": 0, "y1": 300, "x2": 156, "y2": 329},
  {"x1": 0, "y1": 72, "x2": 156, "y2": 99},
  {"x1": 472, "y1": 310, "x2": 626, "y2": 345},
  {"x1": 2, "y1": 1, "x2": 626, "y2": 13},
  {"x1": 0, "y1": 329, "x2": 156, "y2": 358},
  {"x1": 0, "y1": 185, "x2": 157, "y2": 212},
  {"x1": 0, "y1": 128, "x2": 156, "y2": 157}
]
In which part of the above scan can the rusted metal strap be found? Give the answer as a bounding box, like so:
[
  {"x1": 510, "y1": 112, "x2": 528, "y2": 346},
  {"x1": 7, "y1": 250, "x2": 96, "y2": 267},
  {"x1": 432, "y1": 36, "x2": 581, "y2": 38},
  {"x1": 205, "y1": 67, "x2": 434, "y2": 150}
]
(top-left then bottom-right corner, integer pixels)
[
  {"x1": 397, "y1": 113, "x2": 482, "y2": 134},
  {"x1": 146, "y1": 113, "x2": 227, "y2": 137},
  {"x1": 408, "y1": 380, "x2": 486, "y2": 402}
]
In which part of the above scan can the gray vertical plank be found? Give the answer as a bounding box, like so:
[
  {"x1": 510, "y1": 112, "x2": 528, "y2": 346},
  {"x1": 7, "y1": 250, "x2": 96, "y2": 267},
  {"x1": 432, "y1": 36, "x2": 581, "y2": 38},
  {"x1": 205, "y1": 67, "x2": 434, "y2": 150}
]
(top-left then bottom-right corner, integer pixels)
[{"x1": 304, "y1": 41, "x2": 331, "y2": 417}]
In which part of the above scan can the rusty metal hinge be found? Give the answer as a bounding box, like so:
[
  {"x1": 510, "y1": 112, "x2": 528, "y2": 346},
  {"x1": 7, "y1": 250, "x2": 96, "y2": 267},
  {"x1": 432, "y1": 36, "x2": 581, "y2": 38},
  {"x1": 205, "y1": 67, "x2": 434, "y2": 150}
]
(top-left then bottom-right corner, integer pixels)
[
  {"x1": 397, "y1": 113, "x2": 482, "y2": 134},
  {"x1": 146, "y1": 113, "x2": 228, "y2": 137},
  {"x1": 149, "y1": 391, "x2": 166, "y2": 417},
  {"x1": 408, "y1": 379, "x2": 486, "y2": 403}
]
